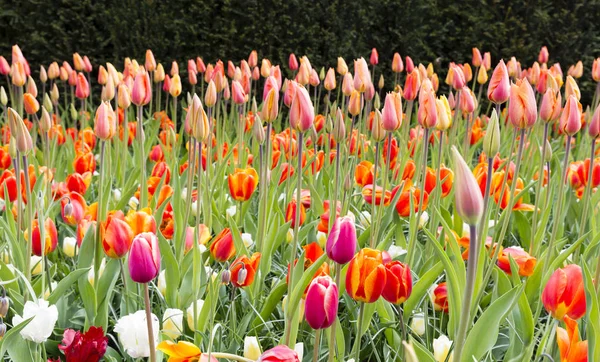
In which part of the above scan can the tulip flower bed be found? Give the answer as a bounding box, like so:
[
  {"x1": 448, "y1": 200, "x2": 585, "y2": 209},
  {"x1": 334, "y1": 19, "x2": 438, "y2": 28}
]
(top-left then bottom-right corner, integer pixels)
[{"x1": 0, "y1": 44, "x2": 599, "y2": 362}]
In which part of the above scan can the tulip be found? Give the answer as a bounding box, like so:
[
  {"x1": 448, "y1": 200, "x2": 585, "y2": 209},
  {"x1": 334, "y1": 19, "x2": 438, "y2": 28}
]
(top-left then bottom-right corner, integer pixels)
[
  {"x1": 26, "y1": 75, "x2": 37, "y2": 96},
  {"x1": 75, "y1": 72, "x2": 89, "y2": 99},
  {"x1": 542, "y1": 264, "x2": 586, "y2": 320},
  {"x1": 508, "y1": 79, "x2": 537, "y2": 129},
  {"x1": 115, "y1": 310, "x2": 159, "y2": 358},
  {"x1": 259, "y1": 345, "x2": 300, "y2": 362},
  {"x1": 590, "y1": 105, "x2": 600, "y2": 138},
  {"x1": 12, "y1": 299, "x2": 58, "y2": 343},
  {"x1": 539, "y1": 87, "x2": 562, "y2": 123},
  {"x1": 94, "y1": 101, "x2": 117, "y2": 140},
  {"x1": 228, "y1": 167, "x2": 259, "y2": 202},
  {"x1": 417, "y1": 90, "x2": 437, "y2": 128},
  {"x1": 304, "y1": 275, "x2": 338, "y2": 330},
  {"x1": 244, "y1": 336, "x2": 262, "y2": 360},
  {"x1": 405, "y1": 56, "x2": 415, "y2": 73},
  {"x1": 472, "y1": 48, "x2": 482, "y2": 67},
  {"x1": 262, "y1": 58, "x2": 274, "y2": 78},
  {"x1": 169, "y1": 74, "x2": 182, "y2": 97},
  {"x1": 451, "y1": 64, "x2": 466, "y2": 89},
  {"x1": 128, "y1": 232, "x2": 160, "y2": 283},
  {"x1": 289, "y1": 83, "x2": 314, "y2": 131},
  {"x1": 262, "y1": 87, "x2": 279, "y2": 123},
  {"x1": 353, "y1": 57, "x2": 371, "y2": 93},
  {"x1": 324, "y1": 68, "x2": 336, "y2": 91},
  {"x1": 382, "y1": 261, "x2": 412, "y2": 304},
  {"x1": 230, "y1": 252, "x2": 261, "y2": 287},
  {"x1": 382, "y1": 92, "x2": 402, "y2": 131},
  {"x1": 326, "y1": 216, "x2": 357, "y2": 265},
  {"x1": 435, "y1": 95, "x2": 452, "y2": 131},
  {"x1": 11, "y1": 62, "x2": 26, "y2": 86},
  {"x1": 154, "y1": 63, "x2": 165, "y2": 83},
  {"x1": 125, "y1": 209, "x2": 157, "y2": 236},
  {"x1": 564, "y1": 75, "x2": 580, "y2": 101},
  {"x1": 346, "y1": 248, "x2": 387, "y2": 303},
  {"x1": 369, "y1": 48, "x2": 379, "y2": 65},
  {"x1": 132, "y1": 71, "x2": 152, "y2": 106},
  {"x1": 403, "y1": 69, "x2": 420, "y2": 101},
  {"x1": 556, "y1": 317, "x2": 588, "y2": 362},
  {"x1": 232, "y1": 80, "x2": 246, "y2": 104},
  {"x1": 188, "y1": 94, "x2": 210, "y2": 142},
  {"x1": 7, "y1": 108, "x2": 33, "y2": 154},
  {"x1": 101, "y1": 213, "x2": 134, "y2": 258},
  {"x1": 289, "y1": 53, "x2": 299, "y2": 71},
  {"x1": 483, "y1": 52, "x2": 491, "y2": 70},
  {"x1": 348, "y1": 90, "x2": 363, "y2": 117},
  {"x1": 483, "y1": 109, "x2": 500, "y2": 156},
  {"x1": 337, "y1": 57, "x2": 348, "y2": 75},
  {"x1": 22, "y1": 93, "x2": 39, "y2": 115},
  {"x1": 593, "y1": 58, "x2": 600, "y2": 82},
  {"x1": 451, "y1": 146, "x2": 483, "y2": 225},
  {"x1": 0, "y1": 56, "x2": 9, "y2": 75},
  {"x1": 487, "y1": 60, "x2": 510, "y2": 104},
  {"x1": 210, "y1": 228, "x2": 235, "y2": 262},
  {"x1": 27, "y1": 218, "x2": 58, "y2": 256},
  {"x1": 433, "y1": 335, "x2": 454, "y2": 362},
  {"x1": 560, "y1": 95, "x2": 582, "y2": 136},
  {"x1": 285, "y1": 199, "x2": 306, "y2": 228},
  {"x1": 392, "y1": 52, "x2": 404, "y2": 73},
  {"x1": 496, "y1": 246, "x2": 536, "y2": 277},
  {"x1": 539, "y1": 46, "x2": 549, "y2": 64}
]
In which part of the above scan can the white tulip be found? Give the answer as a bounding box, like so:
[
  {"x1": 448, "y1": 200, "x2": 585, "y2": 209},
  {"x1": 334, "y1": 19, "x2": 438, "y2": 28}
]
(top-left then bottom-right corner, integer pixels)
[
  {"x1": 186, "y1": 299, "x2": 205, "y2": 331},
  {"x1": 316, "y1": 231, "x2": 327, "y2": 248},
  {"x1": 157, "y1": 270, "x2": 167, "y2": 296},
  {"x1": 162, "y1": 308, "x2": 184, "y2": 339},
  {"x1": 241, "y1": 233, "x2": 254, "y2": 248},
  {"x1": 12, "y1": 299, "x2": 58, "y2": 343},
  {"x1": 31, "y1": 255, "x2": 43, "y2": 276},
  {"x1": 226, "y1": 205, "x2": 237, "y2": 218},
  {"x1": 112, "y1": 188, "x2": 122, "y2": 202},
  {"x1": 433, "y1": 335, "x2": 454, "y2": 362},
  {"x1": 243, "y1": 336, "x2": 262, "y2": 360},
  {"x1": 114, "y1": 310, "x2": 159, "y2": 358},
  {"x1": 410, "y1": 313, "x2": 425, "y2": 336},
  {"x1": 128, "y1": 196, "x2": 139, "y2": 210},
  {"x1": 62, "y1": 236, "x2": 78, "y2": 258},
  {"x1": 418, "y1": 211, "x2": 429, "y2": 229},
  {"x1": 387, "y1": 245, "x2": 407, "y2": 260},
  {"x1": 88, "y1": 258, "x2": 106, "y2": 287},
  {"x1": 294, "y1": 343, "x2": 304, "y2": 361}
]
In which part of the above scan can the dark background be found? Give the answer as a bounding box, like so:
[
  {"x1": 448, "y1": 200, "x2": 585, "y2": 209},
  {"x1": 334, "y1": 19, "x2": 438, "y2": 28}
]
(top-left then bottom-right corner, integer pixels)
[{"x1": 1, "y1": 0, "x2": 600, "y2": 104}]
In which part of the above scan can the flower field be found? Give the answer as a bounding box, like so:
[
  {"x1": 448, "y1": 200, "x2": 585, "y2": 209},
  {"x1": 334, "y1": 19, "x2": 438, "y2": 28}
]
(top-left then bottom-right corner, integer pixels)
[{"x1": 0, "y1": 45, "x2": 598, "y2": 361}]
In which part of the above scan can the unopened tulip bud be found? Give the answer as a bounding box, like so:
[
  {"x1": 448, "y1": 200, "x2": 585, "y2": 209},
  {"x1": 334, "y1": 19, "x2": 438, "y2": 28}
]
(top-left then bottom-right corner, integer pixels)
[
  {"x1": 544, "y1": 140, "x2": 552, "y2": 162},
  {"x1": 348, "y1": 90, "x2": 363, "y2": 117},
  {"x1": 101, "y1": 76, "x2": 115, "y2": 102},
  {"x1": 382, "y1": 92, "x2": 402, "y2": 131},
  {"x1": 0, "y1": 87, "x2": 7, "y2": 106},
  {"x1": 154, "y1": 63, "x2": 165, "y2": 83},
  {"x1": 205, "y1": 80, "x2": 217, "y2": 107},
  {"x1": 333, "y1": 108, "x2": 346, "y2": 142},
  {"x1": 319, "y1": 67, "x2": 325, "y2": 81},
  {"x1": 483, "y1": 109, "x2": 500, "y2": 156},
  {"x1": 51, "y1": 84, "x2": 59, "y2": 105},
  {"x1": 221, "y1": 269, "x2": 231, "y2": 285},
  {"x1": 26, "y1": 76, "x2": 37, "y2": 97},
  {"x1": 23, "y1": 93, "x2": 39, "y2": 115},
  {"x1": 564, "y1": 75, "x2": 580, "y2": 101},
  {"x1": 289, "y1": 83, "x2": 314, "y2": 131},
  {"x1": 372, "y1": 109, "x2": 386, "y2": 142},
  {"x1": 170, "y1": 74, "x2": 182, "y2": 97},
  {"x1": 451, "y1": 146, "x2": 483, "y2": 225},
  {"x1": 62, "y1": 236, "x2": 78, "y2": 258},
  {"x1": 487, "y1": 60, "x2": 510, "y2": 104},
  {"x1": 435, "y1": 95, "x2": 452, "y2": 131},
  {"x1": 560, "y1": 95, "x2": 582, "y2": 136},
  {"x1": 342, "y1": 73, "x2": 354, "y2": 96},
  {"x1": 40, "y1": 106, "x2": 52, "y2": 133},
  {"x1": 43, "y1": 93, "x2": 52, "y2": 113},
  {"x1": 392, "y1": 53, "x2": 404, "y2": 73},
  {"x1": 509, "y1": 79, "x2": 537, "y2": 129},
  {"x1": 326, "y1": 216, "x2": 357, "y2": 264},
  {"x1": 253, "y1": 116, "x2": 265, "y2": 144},
  {"x1": 324, "y1": 68, "x2": 336, "y2": 91},
  {"x1": 8, "y1": 137, "x2": 16, "y2": 158},
  {"x1": 0, "y1": 287, "x2": 8, "y2": 318},
  {"x1": 378, "y1": 74, "x2": 384, "y2": 90},
  {"x1": 75, "y1": 72, "x2": 89, "y2": 99},
  {"x1": 590, "y1": 105, "x2": 600, "y2": 138},
  {"x1": 477, "y1": 66, "x2": 488, "y2": 84},
  {"x1": 118, "y1": 84, "x2": 131, "y2": 110},
  {"x1": 344, "y1": 173, "x2": 352, "y2": 191},
  {"x1": 7, "y1": 108, "x2": 33, "y2": 154},
  {"x1": 337, "y1": 57, "x2": 348, "y2": 76}
]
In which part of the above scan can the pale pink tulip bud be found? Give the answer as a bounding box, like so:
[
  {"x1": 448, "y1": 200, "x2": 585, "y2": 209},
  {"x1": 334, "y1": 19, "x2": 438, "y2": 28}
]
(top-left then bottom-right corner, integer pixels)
[
  {"x1": 487, "y1": 60, "x2": 510, "y2": 104},
  {"x1": 232, "y1": 80, "x2": 247, "y2": 105},
  {"x1": 590, "y1": 105, "x2": 600, "y2": 138},
  {"x1": 205, "y1": 80, "x2": 217, "y2": 107},
  {"x1": 538, "y1": 46, "x2": 549, "y2": 64},
  {"x1": 342, "y1": 73, "x2": 354, "y2": 96},
  {"x1": 170, "y1": 61, "x2": 179, "y2": 76},
  {"x1": 145, "y1": 50, "x2": 156, "y2": 72},
  {"x1": 0, "y1": 56, "x2": 9, "y2": 75},
  {"x1": 94, "y1": 101, "x2": 117, "y2": 140},
  {"x1": 539, "y1": 88, "x2": 561, "y2": 123},
  {"x1": 365, "y1": 82, "x2": 375, "y2": 101},
  {"x1": 196, "y1": 57, "x2": 206, "y2": 73},
  {"x1": 101, "y1": 75, "x2": 115, "y2": 101},
  {"x1": 7, "y1": 108, "x2": 33, "y2": 154},
  {"x1": 560, "y1": 95, "x2": 582, "y2": 136},
  {"x1": 83, "y1": 55, "x2": 92, "y2": 73},
  {"x1": 289, "y1": 83, "x2": 314, "y2": 132},
  {"x1": 324, "y1": 68, "x2": 336, "y2": 91},
  {"x1": 483, "y1": 52, "x2": 491, "y2": 71},
  {"x1": 382, "y1": 92, "x2": 402, "y2": 131},
  {"x1": 392, "y1": 53, "x2": 404, "y2": 73},
  {"x1": 26, "y1": 75, "x2": 37, "y2": 97},
  {"x1": 132, "y1": 71, "x2": 152, "y2": 106},
  {"x1": 370, "y1": 48, "x2": 379, "y2": 66},
  {"x1": 459, "y1": 87, "x2": 476, "y2": 114},
  {"x1": 309, "y1": 68, "x2": 320, "y2": 87},
  {"x1": 508, "y1": 79, "x2": 537, "y2": 129},
  {"x1": 451, "y1": 64, "x2": 466, "y2": 90},
  {"x1": 283, "y1": 79, "x2": 295, "y2": 108},
  {"x1": 451, "y1": 146, "x2": 483, "y2": 225},
  {"x1": 405, "y1": 56, "x2": 415, "y2": 73},
  {"x1": 39, "y1": 66, "x2": 47, "y2": 84},
  {"x1": 297, "y1": 60, "x2": 310, "y2": 85},
  {"x1": 75, "y1": 73, "x2": 89, "y2": 99},
  {"x1": 40, "y1": 106, "x2": 52, "y2": 133},
  {"x1": 353, "y1": 57, "x2": 371, "y2": 92}
]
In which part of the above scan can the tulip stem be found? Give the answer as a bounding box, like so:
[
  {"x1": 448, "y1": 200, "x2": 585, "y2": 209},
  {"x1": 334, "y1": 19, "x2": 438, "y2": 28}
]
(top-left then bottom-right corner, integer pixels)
[
  {"x1": 353, "y1": 302, "x2": 365, "y2": 361},
  {"x1": 143, "y1": 283, "x2": 156, "y2": 362},
  {"x1": 453, "y1": 223, "x2": 479, "y2": 362},
  {"x1": 369, "y1": 141, "x2": 380, "y2": 248},
  {"x1": 193, "y1": 141, "x2": 203, "y2": 344},
  {"x1": 284, "y1": 132, "x2": 303, "y2": 347},
  {"x1": 121, "y1": 106, "x2": 129, "y2": 188},
  {"x1": 94, "y1": 141, "x2": 106, "y2": 293},
  {"x1": 23, "y1": 156, "x2": 33, "y2": 287},
  {"x1": 542, "y1": 135, "x2": 572, "y2": 277},
  {"x1": 530, "y1": 122, "x2": 549, "y2": 255},
  {"x1": 313, "y1": 328, "x2": 322, "y2": 362},
  {"x1": 328, "y1": 142, "x2": 341, "y2": 235},
  {"x1": 13, "y1": 152, "x2": 23, "y2": 276},
  {"x1": 429, "y1": 132, "x2": 445, "y2": 232},
  {"x1": 137, "y1": 105, "x2": 148, "y2": 208},
  {"x1": 180, "y1": 138, "x2": 196, "y2": 261},
  {"x1": 327, "y1": 264, "x2": 342, "y2": 362},
  {"x1": 119, "y1": 258, "x2": 129, "y2": 315},
  {"x1": 257, "y1": 122, "x2": 272, "y2": 253},
  {"x1": 407, "y1": 127, "x2": 430, "y2": 267},
  {"x1": 373, "y1": 132, "x2": 393, "y2": 246},
  {"x1": 576, "y1": 140, "x2": 596, "y2": 263}
]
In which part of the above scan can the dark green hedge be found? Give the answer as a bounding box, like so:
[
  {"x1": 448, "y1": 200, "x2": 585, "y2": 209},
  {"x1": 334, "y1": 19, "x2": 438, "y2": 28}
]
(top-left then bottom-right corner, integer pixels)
[{"x1": 1, "y1": 0, "x2": 600, "y2": 103}]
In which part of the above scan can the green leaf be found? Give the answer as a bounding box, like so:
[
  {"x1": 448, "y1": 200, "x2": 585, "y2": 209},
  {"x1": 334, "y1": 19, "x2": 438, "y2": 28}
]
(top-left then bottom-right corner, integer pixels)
[
  {"x1": 582, "y1": 263, "x2": 600, "y2": 362},
  {"x1": 0, "y1": 316, "x2": 34, "y2": 360},
  {"x1": 403, "y1": 261, "x2": 443, "y2": 320},
  {"x1": 410, "y1": 337, "x2": 436, "y2": 362},
  {"x1": 47, "y1": 267, "x2": 90, "y2": 304}
]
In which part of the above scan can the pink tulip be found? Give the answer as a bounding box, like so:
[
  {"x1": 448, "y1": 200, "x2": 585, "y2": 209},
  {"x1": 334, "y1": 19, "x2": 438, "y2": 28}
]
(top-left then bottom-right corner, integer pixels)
[
  {"x1": 75, "y1": 72, "x2": 89, "y2": 99},
  {"x1": 0, "y1": 56, "x2": 9, "y2": 75},
  {"x1": 405, "y1": 56, "x2": 414, "y2": 73},
  {"x1": 353, "y1": 57, "x2": 371, "y2": 92},
  {"x1": 283, "y1": 79, "x2": 296, "y2": 108},
  {"x1": 326, "y1": 216, "x2": 357, "y2": 264},
  {"x1": 370, "y1": 48, "x2": 379, "y2": 66},
  {"x1": 560, "y1": 95, "x2": 582, "y2": 136},
  {"x1": 248, "y1": 50, "x2": 258, "y2": 68},
  {"x1": 342, "y1": 73, "x2": 354, "y2": 96},
  {"x1": 129, "y1": 232, "x2": 161, "y2": 283},
  {"x1": 539, "y1": 88, "x2": 562, "y2": 123},
  {"x1": 83, "y1": 56, "x2": 92, "y2": 73},
  {"x1": 170, "y1": 61, "x2": 179, "y2": 76},
  {"x1": 539, "y1": 46, "x2": 549, "y2": 64},
  {"x1": 232, "y1": 80, "x2": 246, "y2": 105},
  {"x1": 94, "y1": 101, "x2": 116, "y2": 140},
  {"x1": 263, "y1": 75, "x2": 279, "y2": 100},
  {"x1": 418, "y1": 90, "x2": 438, "y2": 128},
  {"x1": 305, "y1": 276, "x2": 339, "y2": 329},
  {"x1": 196, "y1": 57, "x2": 206, "y2": 73},
  {"x1": 403, "y1": 69, "x2": 421, "y2": 101},
  {"x1": 289, "y1": 53, "x2": 299, "y2": 71},
  {"x1": 145, "y1": 50, "x2": 156, "y2": 72},
  {"x1": 451, "y1": 146, "x2": 483, "y2": 225},
  {"x1": 487, "y1": 60, "x2": 510, "y2": 104},
  {"x1": 309, "y1": 68, "x2": 320, "y2": 87},
  {"x1": 392, "y1": 53, "x2": 403, "y2": 73},
  {"x1": 459, "y1": 87, "x2": 476, "y2": 114},
  {"x1": 508, "y1": 79, "x2": 537, "y2": 129},
  {"x1": 451, "y1": 64, "x2": 466, "y2": 90},
  {"x1": 289, "y1": 83, "x2": 314, "y2": 132},
  {"x1": 324, "y1": 68, "x2": 336, "y2": 91},
  {"x1": 590, "y1": 105, "x2": 600, "y2": 138},
  {"x1": 259, "y1": 345, "x2": 299, "y2": 362},
  {"x1": 593, "y1": 58, "x2": 600, "y2": 82},
  {"x1": 132, "y1": 71, "x2": 152, "y2": 106},
  {"x1": 162, "y1": 74, "x2": 171, "y2": 93},
  {"x1": 472, "y1": 48, "x2": 482, "y2": 67}
]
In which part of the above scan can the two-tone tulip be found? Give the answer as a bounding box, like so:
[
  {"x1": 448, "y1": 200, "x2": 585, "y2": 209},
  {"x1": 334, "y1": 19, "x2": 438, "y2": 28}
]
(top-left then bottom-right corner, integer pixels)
[
  {"x1": 132, "y1": 71, "x2": 152, "y2": 106},
  {"x1": 326, "y1": 216, "x2": 357, "y2": 264},
  {"x1": 346, "y1": 248, "x2": 386, "y2": 303},
  {"x1": 542, "y1": 264, "x2": 586, "y2": 320},
  {"x1": 228, "y1": 167, "x2": 259, "y2": 202},
  {"x1": 382, "y1": 92, "x2": 402, "y2": 131},
  {"x1": 27, "y1": 218, "x2": 58, "y2": 256},
  {"x1": 101, "y1": 212, "x2": 134, "y2": 258},
  {"x1": 487, "y1": 60, "x2": 510, "y2": 104},
  {"x1": 128, "y1": 232, "x2": 161, "y2": 283},
  {"x1": 210, "y1": 228, "x2": 236, "y2": 262},
  {"x1": 560, "y1": 95, "x2": 582, "y2": 136},
  {"x1": 94, "y1": 101, "x2": 116, "y2": 140},
  {"x1": 289, "y1": 83, "x2": 314, "y2": 131},
  {"x1": 230, "y1": 252, "x2": 261, "y2": 287},
  {"x1": 508, "y1": 79, "x2": 537, "y2": 129},
  {"x1": 451, "y1": 146, "x2": 483, "y2": 225},
  {"x1": 305, "y1": 275, "x2": 339, "y2": 329}
]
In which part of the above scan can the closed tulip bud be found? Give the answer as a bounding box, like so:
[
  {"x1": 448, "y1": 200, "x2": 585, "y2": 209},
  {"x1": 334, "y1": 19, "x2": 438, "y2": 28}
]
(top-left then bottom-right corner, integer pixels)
[
  {"x1": 382, "y1": 92, "x2": 402, "y2": 131},
  {"x1": 348, "y1": 90, "x2": 363, "y2": 117},
  {"x1": 0, "y1": 288, "x2": 9, "y2": 318},
  {"x1": 189, "y1": 94, "x2": 210, "y2": 141},
  {"x1": 373, "y1": 92, "x2": 381, "y2": 109},
  {"x1": 462, "y1": 63, "x2": 473, "y2": 82},
  {"x1": 540, "y1": 88, "x2": 561, "y2": 123},
  {"x1": 560, "y1": 95, "x2": 582, "y2": 136},
  {"x1": 392, "y1": 52, "x2": 404, "y2": 73},
  {"x1": 342, "y1": 73, "x2": 354, "y2": 96},
  {"x1": 323, "y1": 68, "x2": 336, "y2": 91},
  {"x1": 590, "y1": 105, "x2": 600, "y2": 138},
  {"x1": 542, "y1": 265, "x2": 586, "y2": 320},
  {"x1": 163, "y1": 75, "x2": 171, "y2": 93},
  {"x1": 593, "y1": 58, "x2": 600, "y2": 82},
  {"x1": 288, "y1": 53, "x2": 299, "y2": 71},
  {"x1": 118, "y1": 84, "x2": 131, "y2": 109},
  {"x1": 154, "y1": 63, "x2": 165, "y2": 83},
  {"x1": 435, "y1": 95, "x2": 452, "y2": 131},
  {"x1": 261, "y1": 58, "x2": 272, "y2": 78},
  {"x1": 253, "y1": 116, "x2": 265, "y2": 145},
  {"x1": 59, "y1": 66, "x2": 69, "y2": 82},
  {"x1": 508, "y1": 79, "x2": 537, "y2": 129},
  {"x1": 11, "y1": 62, "x2": 26, "y2": 86},
  {"x1": 170, "y1": 74, "x2": 182, "y2": 97},
  {"x1": 326, "y1": 216, "x2": 357, "y2": 264},
  {"x1": 477, "y1": 65, "x2": 488, "y2": 84},
  {"x1": 101, "y1": 75, "x2": 115, "y2": 101},
  {"x1": 232, "y1": 80, "x2": 247, "y2": 105},
  {"x1": 483, "y1": 109, "x2": 500, "y2": 156},
  {"x1": 50, "y1": 84, "x2": 59, "y2": 105},
  {"x1": 69, "y1": 103, "x2": 78, "y2": 122},
  {"x1": 205, "y1": 80, "x2": 217, "y2": 107},
  {"x1": 128, "y1": 232, "x2": 161, "y2": 283},
  {"x1": 403, "y1": 69, "x2": 421, "y2": 101},
  {"x1": 75, "y1": 72, "x2": 89, "y2": 99},
  {"x1": 262, "y1": 87, "x2": 279, "y2": 123},
  {"x1": 259, "y1": 345, "x2": 300, "y2": 362},
  {"x1": 94, "y1": 101, "x2": 117, "y2": 140},
  {"x1": 42, "y1": 93, "x2": 52, "y2": 113},
  {"x1": 418, "y1": 63, "x2": 428, "y2": 81},
  {"x1": 0, "y1": 56, "x2": 9, "y2": 75},
  {"x1": 289, "y1": 84, "x2": 314, "y2": 131},
  {"x1": 346, "y1": 248, "x2": 387, "y2": 303},
  {"x1": 97, "y1": 65, "x2": 108, "y2": 85},
  {"x1": 40, "y1": 106, "x2": 52, "y2": 133},
  {"x1": 564, "y1": 75, "x2": 580, "y2": 101},
  {"x1": 23, "y1": 93, "x2": 39, "y2": 115},
  {"x1": 353, "y1": 57, "x2": 371, "y2": 93},
  {"x1": 145, "y1": 49, "x2": 156, "y2": 72},
  {"x1": 382, "y1": 261, "x2": 412, "y2": 304},
  {"x1": 72, "y1": 53, "x2": 84, "y2": 71},
  {"x1": 328, "y1": 108, "x2": 344, "y2": 143},
  {"x1": 483, "y1": 52, "x2": 491, "y2": 71},
  {"x1": 487, "y1": 60, "x2": 510, "y2": 104},
  {"x1": 132, "y1": 71, "x2": 152, "y2": 106},
  {"x1": 529, "y1": 62, "x2": 541, "y2": 85},
  {"x1": 7, "y1": 108, "x2": 33, "y2": 154},
  {"x1": 472, "y1": 48, "x2": 482, "y2": 67},
  {"x1": 459, "y1": 87, "x2": 476, "y2": 114},
  {"x1": 451, "y1": 146, "x2": 483, "y2": 225},
  {"x1": 0, "y1": 87, "x2": 6, "y2": 105},
  {"x1": 170, "y1": 61, "x2": 179, "y2": 76},
  {"x1": 539, "y1": 46, "x2": 549, "y2": 64},
  {"x1": 370, "y1": 109, "x2": 385, "y2": 142},
  {"x1": 41, "y1": 66, "x2": 49, "y2": 84},
  {"x1": 365, "y1": 82, "x2": 375, "y2": 101},
  {"x1": 304, "y1": 276, "x2": 338, "y2": 330},
  {"x1": 309, "y1": 68, "x2": 320, "y2": 87},
  {"x1": 337, "y1": 57, "x2": 348, "y2": 76},
  {"x1": 378, "y1": 74, "x2": 384, "y2": 90},
  {"x1": 418, "y1": 90, "x2": 437, "y2": 128},
  {"x1": 405, "y1": 56, "x2": 415, "y2": 73}
]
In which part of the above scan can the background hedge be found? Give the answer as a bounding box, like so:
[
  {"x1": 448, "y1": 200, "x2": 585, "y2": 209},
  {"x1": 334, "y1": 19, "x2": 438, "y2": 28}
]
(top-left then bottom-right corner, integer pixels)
[{"x1": 1, "y1": 0, "x2": 600, "y2": 103}]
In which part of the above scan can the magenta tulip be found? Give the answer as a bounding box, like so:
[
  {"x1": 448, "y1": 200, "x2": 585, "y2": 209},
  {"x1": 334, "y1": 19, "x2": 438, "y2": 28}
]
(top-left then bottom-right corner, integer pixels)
[
  {"x1": 305, "y1": 276, "x2": 339, "y2": 329},
  {"x1": 326, "y1": 216, "x2": 357, "y2": 264},
  {"x1": 129, "y1": 232, "x2": 161, "y2": 283},
  {"x1": 258, "y1": 345, "x2": 299, "y2": 362}
]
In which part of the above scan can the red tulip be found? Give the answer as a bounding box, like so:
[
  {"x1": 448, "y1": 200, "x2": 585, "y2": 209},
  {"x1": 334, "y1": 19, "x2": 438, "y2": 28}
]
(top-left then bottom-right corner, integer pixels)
[
  {"x1": 382, "y1": 261, "x2": 412, "y2": 304},
  {"x1": 210, "y1": 228, "x2": 236, "y2": 262},
  {"x1": 542, "y1": 264, "x2": 586, "y2": 320},
  {"x1": 27, "y1": 218, "x2": 58, "y2": 256},
  {"x1": 230, "y1": 252, "x2": 261, "y2": 287},
  {"x1": 101, "y1": 212, "x2": 134, "y2": 259},
  {"x1": 259, "y1": 345, "x2": 299, "y2": 362},
  {"x1": 58, "y1": 326, "x2": 108, "y2": 362}
]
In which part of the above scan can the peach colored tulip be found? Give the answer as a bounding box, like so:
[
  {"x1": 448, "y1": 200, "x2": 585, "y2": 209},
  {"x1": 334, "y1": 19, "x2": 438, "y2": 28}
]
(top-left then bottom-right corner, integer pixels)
[
  {"x1": 348, "y1": 90, "x2": 363, "y2": 117},
  {"x1": 564, "y1": 75, "x2": 580, "y2": 101},
  {"x1": 145, "y1": 49, "x2": 156, "y2": 72},
  {"x1": 508, "y1": 79, "x2": 537, "y2": 129},
  {"x1": 132, "y1": 71, "x2": 152, "y2": 106},
  {"x1": 289, "y1": 53, "x2": 298, "y2": 71},
  {"x1": 403, "y1": 69, "x2": 421, "y2": 101},
  {"x1": 418, "y1": 90, "x2": 437, "y2": 128},
  {"x1": 392, "y1": 52, "x2": 403, "y2": 73},
  {"x1": 487, "y1": 60, "x2": 510, "y2": 104},
  {"x1": 342, "y1": 73, "x2": 354, "y2": 96},
  {"x1": 483, "y1": 52, "x2": 491, "y2": 71},
  {"x1": 94, "y1": 101, "x2": 116, "y2": 140},
  {"x1": 337, "y1": 57, "x2": 348, "y2": 75},
  {"x1": 23, "y1": 93, "x2": 39, "y2": 115},
  {"x1": 353, "y1": 57, "x2": 371, "y2": 93},
  {"x1": 539, "y1": 46, "x2": 549, "y2": 64},
  {"x1": 593, "y1": 58, "x2": 600, "y2": 82},
  {"x1": 560, "y1": 95, "x2": 582, "y2": 136},
  {"x1": 452, "y1": 146, "x2": 483, "y2": 225},
  {"x1": 324, "y1": 68, "x2": 336, "y2": 91},
  {"x1": 472, "y1": 48, "x2": 482, "y2": 67},
  {"x1": 289, "y1": 83, "x2": 314, "y2": 131},
  {"x1": 382, "y1": 92, "x2": 402, "y2": 131},
  {"x1": 539, "y1": 87, "x2": 562, "y2": 123}
]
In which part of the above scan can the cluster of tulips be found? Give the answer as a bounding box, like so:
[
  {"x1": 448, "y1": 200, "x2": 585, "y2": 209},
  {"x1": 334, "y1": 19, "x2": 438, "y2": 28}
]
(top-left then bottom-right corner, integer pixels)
[{"x1": 0, "y1": 43, "x2": 598, "y2": 362}]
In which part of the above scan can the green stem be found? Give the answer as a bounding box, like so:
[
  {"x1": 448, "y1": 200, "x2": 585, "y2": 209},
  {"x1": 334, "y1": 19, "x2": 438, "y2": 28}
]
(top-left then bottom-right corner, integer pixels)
[
  {"x1": 407, "y1": 127, "x2": 430, "y2": 266},
  {"x1": 327, "y1": 263, "x2": 342, "y2": 362},
  {"x1": 193, "y1": 141, "x2": 203, "y2": 343},
  {"x1": 143, "y1": 283, "x2": 156, "y2": 362},
  {"x1": 530, "y1": 122, "x2": 549, "y2": 255},
  {"x1": 23, "y1": 156, "x2": 33, "y2": 286},
  {"x1": 137, "y1": 105, "x2": 148, "y2": 208},
  {"x1": 180, "y1": 138, "x2": 196, "y2": 261},
  {"x1": 373, "y1": 132, "x2": 393, "y2": 245},
  {"x1": 353, "y1": 302, "x2": 365, "y2": 361},
  {"x1": 575, "y1": 140, "x2": 595, "y2": 262},
  {"x1": 369, "y1": 141, "x2": 380, "y2": 248},
  {"x1": 313, "y1": 328, "x2": 322, "y2": 362},
  {"x1": 94, "y1": 141, "x2": 106, "y2": 290}
]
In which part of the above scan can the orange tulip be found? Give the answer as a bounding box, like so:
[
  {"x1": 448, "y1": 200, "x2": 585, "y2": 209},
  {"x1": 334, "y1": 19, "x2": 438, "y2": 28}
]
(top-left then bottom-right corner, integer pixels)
[
  {"x1": 101, "y1": 212, "x2": 134, "y2": 258},
  {"x1": 125, "y1": 208, "x2": 157, "y2": 236},
  {"x1": 230, "y1": 252, "x2": 261, "y2": 287},
  {"x1": 26, "y1": 218, "x2": 58, "y2": 256},
  {"x1": 432, "y1": 282, "x2": 449, "y2": 312},
  {"x1": 392, "y1": 184, "x2": 429, "y2": 218},
  {"x1": 361, "y1": 184, "x2": 392, "y2": 206},
  {"x1": 285, "y1": 199, "x2": 306, "y2": 228},
  {"x1": 73, "y1": 152, "x2": 96, "y2": 174},
  {"x1": 346, "y1": 248, "x2": 386, "y2": 303},
  {"x1": 61, "y1": 191, "x2": 88, "y2": 226},
  {"x1": 496, "y1": 246, "x2": 536, "y2": 277},
  {"x1": 210, "y1": 228, "x2": 236, "y2": 262},
  {"x1": 556, "y1": 317, "x2": 588, "y2": 362},
  {"x1": 228, "y1": 167, "x2": 259, "y2": 202},
  {"x1": 423, "y1": 166, "x2": 453, "y2": 197},
  {"x1": 354, "y1": 161, "x2": 374, "y2": 187},
  {"x1": 542, "y1": 264, "x2": 586, "y2": 320}
]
